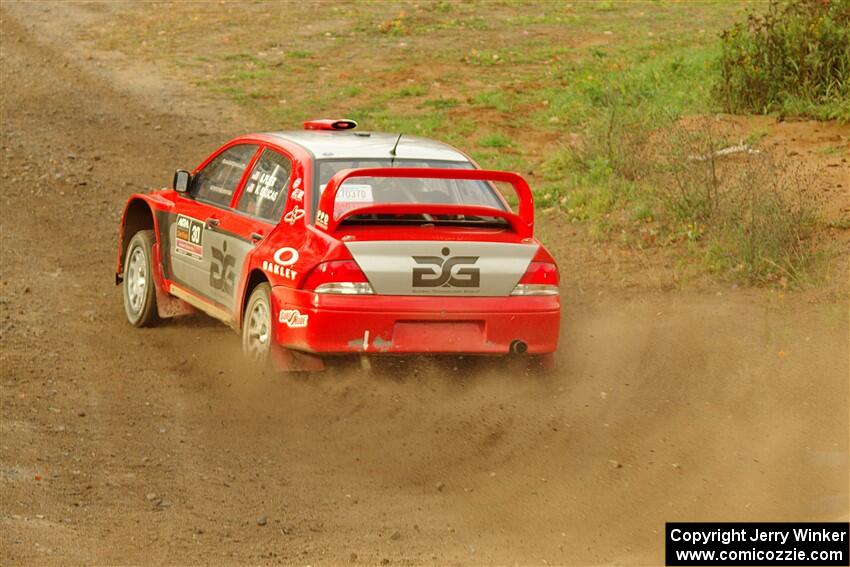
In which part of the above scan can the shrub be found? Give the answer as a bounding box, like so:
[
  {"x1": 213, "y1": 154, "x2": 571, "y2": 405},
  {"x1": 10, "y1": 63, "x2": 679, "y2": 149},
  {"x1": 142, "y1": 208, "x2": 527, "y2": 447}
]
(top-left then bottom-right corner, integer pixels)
[
  {"x1": 715, "y1": 0, "x2": 850, "y2": 121},
  {"x1": 565, "y1": 112, "x2": 821, "y2": 285},
  {"x1": 708, "y1": 157, "x2": 818, "y2": 284}
]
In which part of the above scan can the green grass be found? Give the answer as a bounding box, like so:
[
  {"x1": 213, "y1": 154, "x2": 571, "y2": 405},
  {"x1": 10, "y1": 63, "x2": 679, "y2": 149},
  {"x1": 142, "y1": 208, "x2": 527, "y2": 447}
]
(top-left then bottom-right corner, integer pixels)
[
  {"x1": 477, "y1": 133, "x2": 512, "y2": 148},
  {"x1": 82, "y1": 0, "x2": 837, "y2": 286},
  {"x1": 395, "y1": 84, "x2": 428, "y2": 98},
  {"x1": 817, "y1": 145, "x2": 845, "y2": 156},
  {"x1": 86, "y1": 3, "x2": 743, "y2": 140},
  {"x1": 421, "y1": 97, "x2": 459, "y2": 110}
]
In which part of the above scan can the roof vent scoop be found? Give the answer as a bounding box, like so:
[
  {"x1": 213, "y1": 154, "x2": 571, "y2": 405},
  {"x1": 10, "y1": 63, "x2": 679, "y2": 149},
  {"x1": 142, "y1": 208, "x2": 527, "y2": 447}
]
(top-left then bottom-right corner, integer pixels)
[{"x1": 303, "y1": 119, "x2": 358, "y2": 131}]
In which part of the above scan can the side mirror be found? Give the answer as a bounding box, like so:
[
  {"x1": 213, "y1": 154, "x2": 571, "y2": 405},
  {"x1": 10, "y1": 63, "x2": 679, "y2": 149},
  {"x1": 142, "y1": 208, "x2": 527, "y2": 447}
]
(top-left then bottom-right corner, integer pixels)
[{"x1": 173, "y1": 169, "x2": 192, "y2": 193}]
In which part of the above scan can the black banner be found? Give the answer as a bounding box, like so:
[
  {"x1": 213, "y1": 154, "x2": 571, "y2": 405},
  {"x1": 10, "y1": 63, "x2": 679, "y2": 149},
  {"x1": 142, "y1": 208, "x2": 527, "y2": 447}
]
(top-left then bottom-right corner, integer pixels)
[{"x1": 666, "y1": 522, "x2": 849, "y2": 566}]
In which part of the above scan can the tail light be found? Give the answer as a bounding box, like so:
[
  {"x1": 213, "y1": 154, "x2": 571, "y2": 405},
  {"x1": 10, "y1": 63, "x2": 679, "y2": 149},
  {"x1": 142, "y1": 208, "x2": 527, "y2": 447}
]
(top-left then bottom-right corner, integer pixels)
[
  {"x1": 303, "y1": 260, "x2": 374, "y2": 295},
  {"x1": 511, "y1": 262, "x2": 559, "y2": 296}
]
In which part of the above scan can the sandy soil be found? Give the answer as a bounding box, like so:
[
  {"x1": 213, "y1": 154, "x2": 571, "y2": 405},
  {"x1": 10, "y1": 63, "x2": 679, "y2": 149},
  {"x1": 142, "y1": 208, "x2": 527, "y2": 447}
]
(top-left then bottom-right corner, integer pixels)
[{"x1": 1, "y1": 3, "x2": 848, "y2": 566}]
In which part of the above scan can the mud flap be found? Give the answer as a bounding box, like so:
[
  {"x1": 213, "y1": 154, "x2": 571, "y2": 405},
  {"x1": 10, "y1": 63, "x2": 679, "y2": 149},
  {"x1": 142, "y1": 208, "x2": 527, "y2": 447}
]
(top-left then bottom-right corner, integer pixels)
[
  {"x1": 270, "y1": 343, "x2": 325, "y2": 372},
  {"x1": 151, "y1": 242, "x2": 195, "y2": 318}
]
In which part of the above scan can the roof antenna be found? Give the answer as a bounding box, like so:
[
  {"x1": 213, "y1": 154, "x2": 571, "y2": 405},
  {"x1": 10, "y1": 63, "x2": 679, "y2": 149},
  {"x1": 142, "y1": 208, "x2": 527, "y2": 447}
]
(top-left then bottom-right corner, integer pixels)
[{"x1": 389, "y1": 132, "x2": 403, "y2": 166}]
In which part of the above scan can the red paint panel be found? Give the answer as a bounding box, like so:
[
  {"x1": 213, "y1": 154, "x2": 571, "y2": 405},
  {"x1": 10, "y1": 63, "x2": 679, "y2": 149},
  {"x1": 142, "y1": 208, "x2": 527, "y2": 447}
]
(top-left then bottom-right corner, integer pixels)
[
  {"x1": 270, "y1": 287, "x2": 559, "y2": 355},
  {"x1": 317, "y1": 167, "x2": 535, "y2": 237},
  {"x1": 392, "y1": 321, "x2": 485, "y2": 353}
]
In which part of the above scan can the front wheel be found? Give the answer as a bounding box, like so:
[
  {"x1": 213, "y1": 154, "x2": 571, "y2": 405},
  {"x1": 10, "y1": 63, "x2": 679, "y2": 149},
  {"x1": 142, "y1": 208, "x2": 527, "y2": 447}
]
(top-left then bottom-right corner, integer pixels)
[
  {"x1": 242, "y1": 283, "x2": 273, "y2": 367},
  {"x1": 122, "y1": 230, "x2": 159, "y2": 327}
]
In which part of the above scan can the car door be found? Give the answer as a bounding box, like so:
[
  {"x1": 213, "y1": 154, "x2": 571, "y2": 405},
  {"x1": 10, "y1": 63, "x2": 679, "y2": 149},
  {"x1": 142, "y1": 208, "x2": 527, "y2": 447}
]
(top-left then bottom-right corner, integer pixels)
[
  {"x1": 167, "y1": 143, "x2": 259, "y2": 312},
  {"x1": 230, "y1": 146, "x2": 298, "y2": 280}
]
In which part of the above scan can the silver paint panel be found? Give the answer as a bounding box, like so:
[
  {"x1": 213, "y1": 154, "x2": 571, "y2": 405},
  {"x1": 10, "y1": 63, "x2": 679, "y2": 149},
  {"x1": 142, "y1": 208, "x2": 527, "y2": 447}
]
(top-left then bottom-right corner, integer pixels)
[
  {"x1": 167, "y1": 217, "x2": 252, "y2": 311},
  {"x1": 345, "y1": 240, "x2": 538, "y2": 297}
]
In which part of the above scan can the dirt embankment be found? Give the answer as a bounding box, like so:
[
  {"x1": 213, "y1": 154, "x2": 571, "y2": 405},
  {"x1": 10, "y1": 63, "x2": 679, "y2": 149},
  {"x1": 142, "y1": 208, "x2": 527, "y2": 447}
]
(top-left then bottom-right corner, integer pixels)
[{"x1": 1, "y1": 3, "x2": 848, "y2": 566}]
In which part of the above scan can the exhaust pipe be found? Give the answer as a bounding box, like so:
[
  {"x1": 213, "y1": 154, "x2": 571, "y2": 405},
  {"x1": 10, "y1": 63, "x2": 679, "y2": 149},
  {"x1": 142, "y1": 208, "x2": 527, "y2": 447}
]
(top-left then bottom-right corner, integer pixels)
[{"x1": 509, "y1": 340, "x2": 528, "y2": 355}]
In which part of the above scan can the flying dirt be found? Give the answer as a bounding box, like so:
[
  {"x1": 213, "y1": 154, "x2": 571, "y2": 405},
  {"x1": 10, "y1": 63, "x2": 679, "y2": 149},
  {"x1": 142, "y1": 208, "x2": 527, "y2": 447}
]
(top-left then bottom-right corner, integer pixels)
[{"x1": 1, "y1": 3, "x2": 848, "y2": 565}]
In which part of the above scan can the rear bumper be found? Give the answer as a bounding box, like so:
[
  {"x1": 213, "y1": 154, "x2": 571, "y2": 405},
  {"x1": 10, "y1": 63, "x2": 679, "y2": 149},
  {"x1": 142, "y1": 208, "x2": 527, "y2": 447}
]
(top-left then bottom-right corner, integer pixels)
[{"x1": 271, "y1": 287, "x2": 560, "y2": 355}]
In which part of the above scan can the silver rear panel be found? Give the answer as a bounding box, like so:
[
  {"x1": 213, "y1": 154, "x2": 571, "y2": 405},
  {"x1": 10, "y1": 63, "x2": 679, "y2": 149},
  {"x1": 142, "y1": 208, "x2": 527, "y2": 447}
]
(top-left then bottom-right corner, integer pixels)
[{"x1": 345, "y1": 240, "x2": 537, "y2": 296}]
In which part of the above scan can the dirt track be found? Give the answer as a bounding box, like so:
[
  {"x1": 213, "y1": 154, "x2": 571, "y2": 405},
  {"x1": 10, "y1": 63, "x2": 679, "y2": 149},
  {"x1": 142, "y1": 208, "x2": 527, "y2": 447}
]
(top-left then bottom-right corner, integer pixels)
[{"x1": 1, "y1": 4, "x2": 848, "y2": 565}]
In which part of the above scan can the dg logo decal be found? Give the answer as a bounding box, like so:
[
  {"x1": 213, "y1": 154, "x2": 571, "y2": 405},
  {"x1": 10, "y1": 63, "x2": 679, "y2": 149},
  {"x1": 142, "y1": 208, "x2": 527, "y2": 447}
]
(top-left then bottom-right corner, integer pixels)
[{"x1": 412, "y1": 247, "x2": 480, "y2": 288}]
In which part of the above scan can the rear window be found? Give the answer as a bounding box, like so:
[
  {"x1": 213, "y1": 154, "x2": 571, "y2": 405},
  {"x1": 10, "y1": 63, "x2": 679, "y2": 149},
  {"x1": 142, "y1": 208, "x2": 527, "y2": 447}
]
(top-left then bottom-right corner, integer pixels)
[{"x1": 313, "y1": 159, "x2": 507, "y2": 222}]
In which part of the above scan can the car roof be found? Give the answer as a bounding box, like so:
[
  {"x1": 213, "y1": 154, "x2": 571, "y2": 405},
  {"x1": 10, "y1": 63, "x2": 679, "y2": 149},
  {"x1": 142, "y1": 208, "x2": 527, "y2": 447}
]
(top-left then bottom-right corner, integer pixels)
[{"x1": 264, "y1": 131, "x2": 471, "y2": 162}]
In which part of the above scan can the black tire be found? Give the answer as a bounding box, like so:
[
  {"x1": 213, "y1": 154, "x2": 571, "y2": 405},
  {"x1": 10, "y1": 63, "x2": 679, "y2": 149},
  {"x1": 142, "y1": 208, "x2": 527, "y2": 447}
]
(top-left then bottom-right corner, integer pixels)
[
  {"x1": 242, "y1": 283, "x2": 273, "y2": 367},
  {"x1": 122, "y1": 230, "x2": 159, "y2": 327}
]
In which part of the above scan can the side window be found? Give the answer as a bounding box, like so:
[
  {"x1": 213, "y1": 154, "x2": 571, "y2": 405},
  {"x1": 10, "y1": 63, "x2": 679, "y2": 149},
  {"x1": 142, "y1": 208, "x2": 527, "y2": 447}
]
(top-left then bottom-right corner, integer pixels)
[
  {"x1": 193, "y1": 144, "x2": 257, "y2": 207},
  {"x1": 236, "y1": 149, "x2": 292, "y2": 221}
]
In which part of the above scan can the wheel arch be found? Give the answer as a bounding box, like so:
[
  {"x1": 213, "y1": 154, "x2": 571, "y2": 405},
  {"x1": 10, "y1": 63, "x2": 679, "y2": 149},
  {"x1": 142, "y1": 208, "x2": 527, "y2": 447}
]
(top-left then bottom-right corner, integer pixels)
[
  {"x1": 239, "y1": 269, "x2": 270, "y2": 330},
  {"x1": 116, "y1": 196, "x2": 162, "y2": 283}
]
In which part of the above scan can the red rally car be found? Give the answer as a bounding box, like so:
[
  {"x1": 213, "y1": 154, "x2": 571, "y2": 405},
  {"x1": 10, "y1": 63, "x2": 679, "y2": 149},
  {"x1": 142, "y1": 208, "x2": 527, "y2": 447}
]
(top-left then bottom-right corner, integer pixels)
[{"x1": 116, "y1": 119, "x2": 560, "y2": 371}]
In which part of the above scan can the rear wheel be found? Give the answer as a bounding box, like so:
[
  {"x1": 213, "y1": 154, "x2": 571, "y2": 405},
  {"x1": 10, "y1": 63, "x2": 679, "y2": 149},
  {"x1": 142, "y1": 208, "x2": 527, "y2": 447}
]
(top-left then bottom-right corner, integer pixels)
[
  {"x1": 122, "y1": 230, "x2": 159, "y2": 327},
  {"x1": 242, "y1": 283, "x2": 273, "y2": 367}
]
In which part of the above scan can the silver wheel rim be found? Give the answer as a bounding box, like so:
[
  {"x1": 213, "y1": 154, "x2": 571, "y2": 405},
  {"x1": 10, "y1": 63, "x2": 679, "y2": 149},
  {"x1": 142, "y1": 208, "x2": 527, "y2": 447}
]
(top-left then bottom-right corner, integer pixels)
[
  {"x1": 126, "y1": 245, "x2": 147, "y2": 314},
  {"x1": 246, "y1": 298, "x2": 270, "y2": 361}
]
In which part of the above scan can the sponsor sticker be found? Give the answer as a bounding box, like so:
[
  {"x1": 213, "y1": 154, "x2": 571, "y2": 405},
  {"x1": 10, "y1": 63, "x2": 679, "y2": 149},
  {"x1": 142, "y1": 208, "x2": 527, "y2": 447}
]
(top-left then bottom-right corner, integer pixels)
[
  {"x1": 175, "y1": 214, "x2": 204, "y2": 260},
  {"x1": 262, "y1": 247, "x2": 299, "y2": 281},
  {"x1": 316, "y1": 210, "x2": 329, "y2": 229},
  {"x1": 290, "y1": 178, "x2": 304, "y2": 202},
  {"x1": 283, "y1": 205, "x2": 305, "y2": 225},
  {"x1": 273, "y1": 247, "x2": 299, "y2": 266},
  {"x1": 279, "y1": 309, "x2": 308, "y2": 328}
]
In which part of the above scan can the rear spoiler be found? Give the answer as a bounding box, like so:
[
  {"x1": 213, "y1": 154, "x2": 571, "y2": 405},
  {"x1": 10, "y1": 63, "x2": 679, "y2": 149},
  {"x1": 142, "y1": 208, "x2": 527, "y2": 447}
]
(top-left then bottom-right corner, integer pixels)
[{"x1": 316, "y1": 167, "x2": 534, "y2": 237}]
